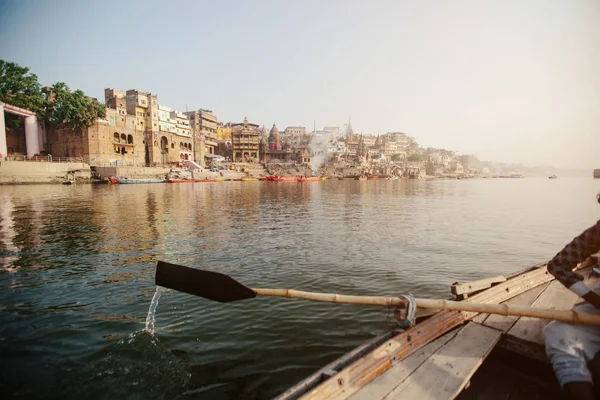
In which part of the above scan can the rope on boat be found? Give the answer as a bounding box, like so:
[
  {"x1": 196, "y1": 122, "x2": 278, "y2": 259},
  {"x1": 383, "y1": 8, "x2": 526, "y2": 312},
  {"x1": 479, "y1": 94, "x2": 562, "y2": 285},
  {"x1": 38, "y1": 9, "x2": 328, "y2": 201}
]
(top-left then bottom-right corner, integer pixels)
[{"x1": 396, "y1": 294, "x2": 417, "y2": 329}]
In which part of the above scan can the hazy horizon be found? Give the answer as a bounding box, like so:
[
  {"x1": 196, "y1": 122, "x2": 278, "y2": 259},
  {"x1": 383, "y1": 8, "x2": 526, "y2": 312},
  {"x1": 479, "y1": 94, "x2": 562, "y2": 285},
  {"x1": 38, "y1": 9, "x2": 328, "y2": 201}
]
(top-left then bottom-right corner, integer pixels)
[{"x1": 0, "y1": 0, "x2": 598, "y2": 169}]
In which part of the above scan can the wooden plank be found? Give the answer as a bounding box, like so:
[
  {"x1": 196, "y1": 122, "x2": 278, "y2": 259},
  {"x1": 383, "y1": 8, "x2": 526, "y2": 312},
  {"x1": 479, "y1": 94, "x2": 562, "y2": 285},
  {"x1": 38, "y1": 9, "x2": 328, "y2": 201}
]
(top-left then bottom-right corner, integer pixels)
[
  {"x1": 298, "y1": 310, "x2": 466, "y2": 400},
  {"x1": 506, "y1": 280, "x2": 578, "y2": 345},
  {"x1": 383, "y1": 323, "x2": 502, "y2": 400},
  {"x1": 471, "y1": 313, "x2": 489, "y2": 324},
  {"x1": 498, "y1": 335, "x2": 547, "y2": 363},
  {"x1": 483, "y1": 282, "x2": 551, "y2": 333},
  {"x1": 500, "y1": 269, "x2": 597, "y2": 362},
  {"x1": 462, "y1": 265, "x2": 555, "y2": 320},
  {"x1": 451, "y1": 276, "x2": 506, "y2": 296},
  {"x1": 298, "y1": 265, "x2": 555, "y2": 400},
  {"x1": 349, "y1": 329, "x2": 460, "y2": 400},
  {"x1": 506, "y1": 269, "x2": 595, "y2": 346}
]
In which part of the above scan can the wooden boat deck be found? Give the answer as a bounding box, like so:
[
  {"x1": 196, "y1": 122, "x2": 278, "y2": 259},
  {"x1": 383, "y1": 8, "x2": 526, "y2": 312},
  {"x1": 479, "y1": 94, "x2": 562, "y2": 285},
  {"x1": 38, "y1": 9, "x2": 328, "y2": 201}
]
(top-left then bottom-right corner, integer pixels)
[{"x1": 277, "y1": 260, "x2": 599, "y2": 400}]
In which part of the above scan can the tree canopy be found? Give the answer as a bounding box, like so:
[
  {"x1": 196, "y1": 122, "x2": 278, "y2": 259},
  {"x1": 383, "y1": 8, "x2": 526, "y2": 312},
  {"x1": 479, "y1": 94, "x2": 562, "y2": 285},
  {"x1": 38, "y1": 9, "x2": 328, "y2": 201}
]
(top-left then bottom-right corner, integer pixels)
[
  {"x1": 48, "y1": 82, "x2": 106, "y2": 131},
  {"x1": 0, "y1": 60, "x2": 47, "y2": 118},
  {"x1": 0, "y1": 60, "x2": 105, "y2": 131}
]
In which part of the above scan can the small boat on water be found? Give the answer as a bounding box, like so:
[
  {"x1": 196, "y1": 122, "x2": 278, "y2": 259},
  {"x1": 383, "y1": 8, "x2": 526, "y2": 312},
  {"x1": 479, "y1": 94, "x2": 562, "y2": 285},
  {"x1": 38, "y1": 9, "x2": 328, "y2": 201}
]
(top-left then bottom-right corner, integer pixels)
[
  {"x1": 297, "y1": 176, "x2": 321, "y2": 182},
  {"x1": 241, "y1": 177, "x2": 259, "y2": 181},
  {"x1": 367, "y1": 176, "x2": 379, "y2": 180},
  {"x1": 276, "y1": 261, "x2": 599, "y2": 400},
  {"x1": 548, "y1": 175, "x2": 558, "y2": 179},
  {"x1": 114, "y1": 177, "x2": 165, "y2": 184},
  {"x1": 356, "y1": 176, "x2": 367, "y2": 181},
  {"x1": 167, "y1": 179, "x2": 196, "y2": 183}
]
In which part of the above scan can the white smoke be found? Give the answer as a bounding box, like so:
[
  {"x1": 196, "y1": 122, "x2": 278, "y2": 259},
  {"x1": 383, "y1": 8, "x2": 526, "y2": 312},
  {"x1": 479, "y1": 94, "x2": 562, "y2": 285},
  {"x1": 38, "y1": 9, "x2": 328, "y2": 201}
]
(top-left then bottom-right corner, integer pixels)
[{"x1": 309, "y1": 127, "x2": 339, "y2": 170}]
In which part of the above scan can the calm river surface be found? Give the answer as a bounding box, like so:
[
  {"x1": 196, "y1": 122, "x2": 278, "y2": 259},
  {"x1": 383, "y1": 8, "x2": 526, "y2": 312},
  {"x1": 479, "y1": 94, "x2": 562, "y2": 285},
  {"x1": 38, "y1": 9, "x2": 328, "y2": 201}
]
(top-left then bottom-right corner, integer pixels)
[{"x1": 1, "y1": 178, "x2": 600, "y2": 399}]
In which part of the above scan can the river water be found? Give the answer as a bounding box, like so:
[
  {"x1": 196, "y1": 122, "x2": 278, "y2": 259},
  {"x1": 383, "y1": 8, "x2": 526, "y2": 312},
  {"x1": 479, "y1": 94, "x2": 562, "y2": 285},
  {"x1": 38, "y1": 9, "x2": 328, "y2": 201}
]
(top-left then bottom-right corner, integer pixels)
[{"x1": 1, "y1": 178, "x2": 599, "y2": 399}]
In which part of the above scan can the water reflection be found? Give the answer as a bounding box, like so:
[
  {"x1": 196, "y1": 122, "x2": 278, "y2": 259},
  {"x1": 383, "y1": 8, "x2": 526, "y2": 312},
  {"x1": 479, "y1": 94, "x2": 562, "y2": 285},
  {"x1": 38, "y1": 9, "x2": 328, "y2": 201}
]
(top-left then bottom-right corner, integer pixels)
[{"x1": 0, "y1": 178, "x2": 599, "y2": 399}]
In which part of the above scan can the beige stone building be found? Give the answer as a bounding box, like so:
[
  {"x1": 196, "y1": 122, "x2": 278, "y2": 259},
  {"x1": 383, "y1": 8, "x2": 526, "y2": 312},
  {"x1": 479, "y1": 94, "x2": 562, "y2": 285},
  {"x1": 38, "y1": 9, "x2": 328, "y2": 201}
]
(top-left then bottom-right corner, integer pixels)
[
  {"x1": 45, "y1": 114, "x2": 145, "y2": 166},
  {"x1": 231, "y1": 118, "x2": 260, "y2": 161},
  {"x1": 185, "y1": 109, "x2": 218, "y2": 157}
]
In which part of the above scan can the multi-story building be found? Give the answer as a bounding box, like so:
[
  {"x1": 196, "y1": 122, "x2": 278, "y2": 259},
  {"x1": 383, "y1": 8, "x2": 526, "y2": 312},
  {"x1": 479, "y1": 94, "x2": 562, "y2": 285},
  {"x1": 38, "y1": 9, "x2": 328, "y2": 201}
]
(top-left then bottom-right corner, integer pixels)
[
  {"x1": 170, "y1": 111, "x2": 191, "y2": 138},
  {"x1": 185, "y1": 109, "x2": 218, "y2": 156},
  {"x1": 158, "y1": 105, "x2": 176, "y2": 134},
  {"x1": 45, "y1": 109, "x2": 145, "y2": 166},
  {"x1": 283, "y1": 126, "x2": 306, "y2": 137},
  {"x1": 231, "y1": 117, "x2": 260, "y2": 161}
]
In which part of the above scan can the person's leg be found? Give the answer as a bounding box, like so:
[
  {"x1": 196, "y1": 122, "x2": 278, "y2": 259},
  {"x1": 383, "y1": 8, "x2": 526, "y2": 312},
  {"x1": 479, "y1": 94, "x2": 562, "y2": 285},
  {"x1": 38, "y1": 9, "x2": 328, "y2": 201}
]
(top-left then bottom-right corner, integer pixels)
[{"x1": 544, "y1": 321, "x2": 595, "y2": 399}]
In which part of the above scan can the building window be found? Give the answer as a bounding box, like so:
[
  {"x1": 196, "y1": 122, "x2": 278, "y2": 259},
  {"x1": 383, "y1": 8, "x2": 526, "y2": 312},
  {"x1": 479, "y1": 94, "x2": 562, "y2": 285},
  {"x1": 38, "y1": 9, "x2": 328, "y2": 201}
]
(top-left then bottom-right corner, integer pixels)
[
  {"x1": 127, "y1": 134, "x2": 133, "y2": 144},
  {"x1": 121, "y1": 133, "x2": 126, "y2": 143},
  {"x1": 171, "y1": 143, "x2": 174, "y2": 148},
  {"x1": 114, "y1": 132, "x2": 119, "y2": 141}
]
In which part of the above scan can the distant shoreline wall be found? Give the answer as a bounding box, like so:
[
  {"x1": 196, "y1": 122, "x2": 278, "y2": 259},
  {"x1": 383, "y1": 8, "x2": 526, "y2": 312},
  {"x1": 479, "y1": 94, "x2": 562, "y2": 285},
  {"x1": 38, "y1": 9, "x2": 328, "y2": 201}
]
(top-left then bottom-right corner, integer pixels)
[{"x1": 0, "y1": 160, "x2": 90, "y2": 184}]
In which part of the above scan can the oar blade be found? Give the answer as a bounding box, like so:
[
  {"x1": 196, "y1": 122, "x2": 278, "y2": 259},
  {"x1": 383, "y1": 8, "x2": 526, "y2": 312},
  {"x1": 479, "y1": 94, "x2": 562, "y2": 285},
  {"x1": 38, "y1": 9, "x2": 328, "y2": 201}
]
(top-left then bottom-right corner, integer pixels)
[{"x1": 155, "y1": 261, "x2": 257, "y2": 303}]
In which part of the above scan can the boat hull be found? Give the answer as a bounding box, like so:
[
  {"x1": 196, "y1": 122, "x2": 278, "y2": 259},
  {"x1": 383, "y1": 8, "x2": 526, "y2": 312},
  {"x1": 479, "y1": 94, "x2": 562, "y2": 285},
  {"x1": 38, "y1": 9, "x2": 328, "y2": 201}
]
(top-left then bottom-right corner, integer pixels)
[{"x1": 114, "y1": 178, "x2": 165, "y2": 184}]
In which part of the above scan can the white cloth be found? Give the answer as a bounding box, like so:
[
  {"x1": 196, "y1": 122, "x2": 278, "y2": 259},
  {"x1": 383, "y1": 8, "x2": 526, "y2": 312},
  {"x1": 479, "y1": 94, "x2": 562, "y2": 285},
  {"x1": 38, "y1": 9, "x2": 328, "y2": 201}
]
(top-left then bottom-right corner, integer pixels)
[{"x1": 544, "y1": 301, "x2": 600, "y2": 387}]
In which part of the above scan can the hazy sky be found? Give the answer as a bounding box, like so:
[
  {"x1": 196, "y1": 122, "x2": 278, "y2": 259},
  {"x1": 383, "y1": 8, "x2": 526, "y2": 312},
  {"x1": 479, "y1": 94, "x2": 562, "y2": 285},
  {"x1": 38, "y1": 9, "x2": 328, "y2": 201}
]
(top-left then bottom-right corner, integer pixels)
[{"x1": 0, "y1": 0, "x2": 598, "y2": 169}]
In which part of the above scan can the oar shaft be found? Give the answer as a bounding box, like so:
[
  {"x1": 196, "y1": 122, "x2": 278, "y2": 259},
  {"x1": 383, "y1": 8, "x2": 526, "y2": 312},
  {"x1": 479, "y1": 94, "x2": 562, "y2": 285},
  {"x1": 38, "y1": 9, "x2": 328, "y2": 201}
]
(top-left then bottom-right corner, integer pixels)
[{"x1": 253, "y1": 288, "x2": 600, "y2": 326}]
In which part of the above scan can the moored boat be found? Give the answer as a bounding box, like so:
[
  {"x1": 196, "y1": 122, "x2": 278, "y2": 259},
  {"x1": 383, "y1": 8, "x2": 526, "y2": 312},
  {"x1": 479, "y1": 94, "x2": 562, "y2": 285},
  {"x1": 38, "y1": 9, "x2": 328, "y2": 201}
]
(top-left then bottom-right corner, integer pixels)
[
  {"x1": 241, "y1": 177, "x2": 259, "y2": 181},
  {"x1": 114, "y1": 177, "x2": 165, "y2": 184},
  {"x1": 167, "y1": 179, "x2": 196, "y2": 183},
  {"x1": 297, "y1": 176, "x2": 321, "y2": 182},
  {"x1": 549, "y1": 175, "x2": 558, "y2": 179}
]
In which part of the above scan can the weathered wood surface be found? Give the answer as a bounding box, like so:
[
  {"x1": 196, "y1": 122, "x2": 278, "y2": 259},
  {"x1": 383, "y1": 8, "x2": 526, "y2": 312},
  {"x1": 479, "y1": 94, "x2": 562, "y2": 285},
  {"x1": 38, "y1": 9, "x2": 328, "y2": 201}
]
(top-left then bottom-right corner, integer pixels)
[
  {"x1": 497, "y1": 269, "x2": 598, "y2": 362},
  {"x1": 462, "y1": 265, "x2": 554, "y2": 320},
  {"x1": 349, "y1": 330, "x2": 459, "y2": 400},
  {"x1": 298, "y1": 264, "x2": 554, "y2": 400},
  {"x1": 382, "y1": 323, "x2": 501, "y2": 400},
  {"x1": 298, "y1": 311, "x2": 466, "y2": 400},
  {"x1": 507, "y1": 269, "x2": 596, "y2": 344},
  {"x1": 451, "y1": 276, "x2": 506, "y2": 296},
  {"x1": 478, "y1": 282, "x2": 551, "y2": 333}
]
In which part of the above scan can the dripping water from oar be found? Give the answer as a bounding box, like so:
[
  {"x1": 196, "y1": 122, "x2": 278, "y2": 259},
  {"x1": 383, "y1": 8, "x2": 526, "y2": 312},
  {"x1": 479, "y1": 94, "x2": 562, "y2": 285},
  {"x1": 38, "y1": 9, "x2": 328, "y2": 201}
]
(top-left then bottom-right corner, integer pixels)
[{"x1": 145, "y1": 286, "x2": 166, "y2": 334}]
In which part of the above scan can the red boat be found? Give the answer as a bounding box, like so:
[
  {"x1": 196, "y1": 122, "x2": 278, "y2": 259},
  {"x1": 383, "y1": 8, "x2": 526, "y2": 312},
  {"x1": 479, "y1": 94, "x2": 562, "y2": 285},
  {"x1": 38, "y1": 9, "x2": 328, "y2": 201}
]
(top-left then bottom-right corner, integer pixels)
[
  {"x1": 195, "y1": 179, "x2": 217, "y2": 183},
  {"x1": 108, "y1": 177, "x2": 119, "y2": 184},
  {"x1": 297, "y1": 176, "x2": 321, "y2": 182},
  {"x1": 258, "y1": 177, "x2": 270, "y2": 181},
  {"x1": 367, "y1": 176, "x2": 379, "y2": 180}
]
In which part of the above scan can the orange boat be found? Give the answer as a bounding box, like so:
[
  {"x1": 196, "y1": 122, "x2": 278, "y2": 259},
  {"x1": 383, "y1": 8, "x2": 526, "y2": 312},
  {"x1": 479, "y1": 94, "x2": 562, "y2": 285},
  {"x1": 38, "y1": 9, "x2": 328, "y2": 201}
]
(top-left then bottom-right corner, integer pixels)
[
  {"x1": 367, "y1": 176, "x2": 379, "y2": 180},
  {"x1": 195, "y1": 179, "x2": 217, "y2": 183},
  {"x1": 167, "y1": 179, "x2": 195, "y2": 183},
  {"x1": 297, "y1": 176, "x2": 321, "y2": 182},
  {"x1": 108, "y1": 177, "x2": 119, "y2": 184}
]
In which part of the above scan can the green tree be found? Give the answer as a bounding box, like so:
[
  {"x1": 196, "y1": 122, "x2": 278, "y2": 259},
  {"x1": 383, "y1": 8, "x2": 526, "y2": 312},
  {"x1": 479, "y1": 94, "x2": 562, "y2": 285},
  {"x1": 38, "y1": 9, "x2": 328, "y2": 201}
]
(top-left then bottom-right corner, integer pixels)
[
  {"x1": 391, "y1": 153, "x2": 405, "y2": 162},
  {"x1": 0, "y1": 60, "x2": 47, "y2": 128},
  {"x1": 48, "y1": 82, "x2": 106, "y2": 131}
]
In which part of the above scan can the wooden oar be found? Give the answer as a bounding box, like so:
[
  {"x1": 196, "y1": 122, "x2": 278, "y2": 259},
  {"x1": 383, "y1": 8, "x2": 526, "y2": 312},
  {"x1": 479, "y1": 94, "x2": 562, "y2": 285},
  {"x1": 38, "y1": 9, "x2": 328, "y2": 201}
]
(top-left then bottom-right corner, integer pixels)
[{"x1": 155, "y1": 261, "x2": 600, "y2": 326}]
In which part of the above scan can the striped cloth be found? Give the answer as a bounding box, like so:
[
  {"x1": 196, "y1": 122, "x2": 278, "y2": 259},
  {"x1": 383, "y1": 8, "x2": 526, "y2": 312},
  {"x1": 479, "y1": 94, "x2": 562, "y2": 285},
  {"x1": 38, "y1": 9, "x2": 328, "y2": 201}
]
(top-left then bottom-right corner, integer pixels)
[{"x1": 547, "y1": 220, "x2": 600, "y2": 296}]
